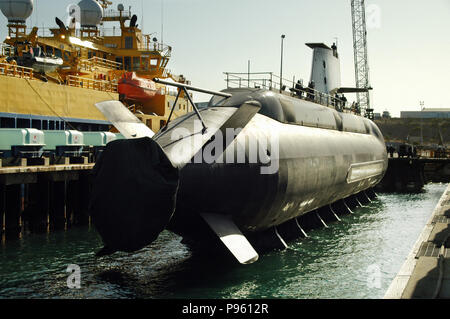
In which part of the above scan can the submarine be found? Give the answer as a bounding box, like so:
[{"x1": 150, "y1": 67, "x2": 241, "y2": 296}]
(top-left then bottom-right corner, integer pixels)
[{"x1": 89, "y1": 43, "x2": 388, "y2": 264}]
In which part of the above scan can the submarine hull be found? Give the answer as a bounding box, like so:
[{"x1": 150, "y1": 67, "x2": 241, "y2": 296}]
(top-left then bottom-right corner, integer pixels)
[
  {"x1": 90, "y1": 88, "x2": 387, "y2": 261},
  {"x1": 159, "y1": 110, "x2": 387, "y2": 240}
]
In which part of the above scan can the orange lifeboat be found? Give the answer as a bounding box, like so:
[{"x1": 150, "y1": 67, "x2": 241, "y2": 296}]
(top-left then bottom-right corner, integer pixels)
[{"x1": 118, "y1": 72, "x2": 161, "y2": 103}]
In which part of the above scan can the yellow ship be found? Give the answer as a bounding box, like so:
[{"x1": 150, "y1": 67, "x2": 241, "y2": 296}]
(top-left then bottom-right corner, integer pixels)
[{"x1": 0, "y1": 0, "x2": 192, "y2": 133}]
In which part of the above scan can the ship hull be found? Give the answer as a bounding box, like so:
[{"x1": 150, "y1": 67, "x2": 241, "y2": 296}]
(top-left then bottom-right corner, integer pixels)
[{"x1": 0, "y1": 75, "x2": 117, "y2": 126}]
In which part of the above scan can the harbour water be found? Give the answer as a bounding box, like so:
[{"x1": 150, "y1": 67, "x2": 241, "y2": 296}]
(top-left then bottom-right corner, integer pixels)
[{"x1": 0, "y1": 183, "x2": 447, "y2": 299}]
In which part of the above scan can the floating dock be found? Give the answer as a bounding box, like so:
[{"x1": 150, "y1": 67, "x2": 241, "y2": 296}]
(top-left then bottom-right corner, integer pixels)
[{"x1": 384, "y1": 183, "x2": 450, "y2": 298}]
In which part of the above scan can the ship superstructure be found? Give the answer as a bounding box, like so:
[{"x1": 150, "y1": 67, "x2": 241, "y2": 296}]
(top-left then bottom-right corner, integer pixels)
[{"x1": 0, "y1": 0, "x2": 191, "y2": 132}]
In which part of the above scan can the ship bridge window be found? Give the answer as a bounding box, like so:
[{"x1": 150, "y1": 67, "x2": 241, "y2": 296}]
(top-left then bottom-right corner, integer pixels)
[
  {"x1": 125, "y1": 37, "x2": 133, "y2": 49},
  {"x1": 54, "y1": 48, "x2": 62, "y2": 58},
  {"x1": 150, "y1": 58, "x2": 158, "y2": 71},
  {"x1": 124, "y1": 57, "x2": 131, "y2": 71},
  {"x1": 132, "y1": 57, "x2": 140, "y2": 71},
  {"x1": 45, "y1": 46, "x2": 53, "y2": 55},
  {"x1": 115, "y1": 56, "x2": 123, "y2": 69}
]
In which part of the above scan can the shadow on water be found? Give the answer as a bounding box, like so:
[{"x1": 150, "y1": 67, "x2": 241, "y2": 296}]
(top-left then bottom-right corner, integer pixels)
[{"x1": 94, "y1": 244, "x2": 241, "y2": 299}]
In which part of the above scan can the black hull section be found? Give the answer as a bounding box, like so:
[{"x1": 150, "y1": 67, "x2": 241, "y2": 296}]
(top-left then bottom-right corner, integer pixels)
[{"x1": 89, "y1": 137, "x2": 179, "y2": 255}]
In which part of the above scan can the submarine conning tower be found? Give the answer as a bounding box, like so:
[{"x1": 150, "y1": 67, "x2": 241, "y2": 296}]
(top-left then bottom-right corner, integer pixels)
[{"x1": 306, "y1": 42, "x2": 341, "y2": 95}]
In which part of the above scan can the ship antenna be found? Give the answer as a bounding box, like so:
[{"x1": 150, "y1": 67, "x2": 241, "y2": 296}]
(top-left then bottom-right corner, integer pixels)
[
  {"x1": 161, "y1": 0, "x2": 164, "y2": 45},
  {"x1": 141, "y1": 0, "x2": 144, "y2": 31},
  {"x1": 35, "y1": 0, "x2": 38, "y2": 27}
]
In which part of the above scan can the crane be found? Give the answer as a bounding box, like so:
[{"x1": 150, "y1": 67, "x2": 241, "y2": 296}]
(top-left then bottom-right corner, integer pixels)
[{"x1": 351, "y1": 0, "x2": 373, "y2": 119}]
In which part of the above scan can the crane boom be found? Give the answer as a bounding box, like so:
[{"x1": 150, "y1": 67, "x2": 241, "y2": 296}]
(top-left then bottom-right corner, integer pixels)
[{"x1": 351, "y1": 0, "x2": 373, "y2": 119}]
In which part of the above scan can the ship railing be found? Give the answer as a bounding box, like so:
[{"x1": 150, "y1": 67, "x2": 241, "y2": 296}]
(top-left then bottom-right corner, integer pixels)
[
  {"x1": 0, "y1": 62, "x2": 33, "y2": 80},
  {"x1": 140, "y1": 37, "x2": 172, "y2": 57},
  {"x1": 224, "y1": 72, "x2": 348, "y2": 111},
  {"x1": 79, "y1": 57, "x2": 122, "y2": 71},
  {"x1": 67, "y1": 75, "x2": 118, "y2": 93},
  {"x1": 103, "y1": 9, "x2": 132, "y2": 19}
]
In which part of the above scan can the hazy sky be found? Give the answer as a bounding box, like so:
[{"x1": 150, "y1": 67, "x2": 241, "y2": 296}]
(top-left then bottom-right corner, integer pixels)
[{"x1": 1, "y1": 0, "x2": 449, "y2": 116}]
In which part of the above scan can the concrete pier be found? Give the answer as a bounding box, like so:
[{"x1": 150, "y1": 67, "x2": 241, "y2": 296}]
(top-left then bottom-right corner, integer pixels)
[{"x1": 384, "y1": 183, "x2": 450, "y2": 299}]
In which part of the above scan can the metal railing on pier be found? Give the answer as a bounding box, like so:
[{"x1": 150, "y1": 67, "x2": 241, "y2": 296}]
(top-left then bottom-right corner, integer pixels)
[{"x1": 67, "y1": 75, "x2": 118, "y2": 93}]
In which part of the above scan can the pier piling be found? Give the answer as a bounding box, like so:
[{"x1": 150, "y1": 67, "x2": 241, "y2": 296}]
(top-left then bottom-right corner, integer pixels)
[
  {"x1": 26, "y1": 180, "x2": 50, "y2": 233},
  {"x1": 4, "y1": 184, "x2": 21, "y2": 239},
  {"x1": 66, "y1": 180, "x2": 80, "y2": 227},
  {"x1": 49, "y1": 181, "x2": 66, "y2": 231},
  {"x1": 0, "y1": 184, "x2": 4, "y2": 238},
  {"x1": 77, "y1": 173, "x2": 91, "y2": 226}
]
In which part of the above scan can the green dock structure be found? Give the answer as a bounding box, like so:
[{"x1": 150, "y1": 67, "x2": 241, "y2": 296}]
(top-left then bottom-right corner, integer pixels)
[{"x1": 384, "y1": 184, "x2": 450, "y2": 299}]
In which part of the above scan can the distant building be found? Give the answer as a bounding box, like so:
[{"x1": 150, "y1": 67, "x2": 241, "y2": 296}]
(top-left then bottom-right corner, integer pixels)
[
  {"x1": 382, "y1": 111, "x2": 391, "y2": 119},
  {"x1": 373, "y1": 113, "x2": 381, "y2": 119},
  {"x1": 401, "y1": 108, "x2": 450, "y2": 119}
]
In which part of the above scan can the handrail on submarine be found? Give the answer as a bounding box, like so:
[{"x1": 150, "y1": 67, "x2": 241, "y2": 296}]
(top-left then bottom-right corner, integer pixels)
[
  {"x1": 223, "y1": 72, "x2": 369, "y2": 115},
  {"x1": 154, "y1": 78, "x2": 232, "y2": 134}
]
